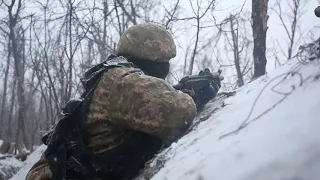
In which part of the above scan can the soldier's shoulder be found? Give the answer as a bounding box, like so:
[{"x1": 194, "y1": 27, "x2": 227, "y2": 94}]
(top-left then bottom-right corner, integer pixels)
[{"x1": 104, "y1": 63, "x2": 144, "y2": 79}]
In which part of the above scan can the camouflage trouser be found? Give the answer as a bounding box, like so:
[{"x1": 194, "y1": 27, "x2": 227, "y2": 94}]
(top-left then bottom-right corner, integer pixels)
[{"x1": 26, "y1": 156, "x2": 52, "y2": 180}]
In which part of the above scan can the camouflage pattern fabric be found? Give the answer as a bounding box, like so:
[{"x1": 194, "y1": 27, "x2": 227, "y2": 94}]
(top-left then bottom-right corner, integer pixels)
[
  {"x1": 26, "y1": 57, "x2": 197, "y2": 180},
  {"x1": 117, "y1": 23, "x2": 176, "y2": 62},
  {"x1": 26, "y1": 156, "x2": 52, "y2": 180}
]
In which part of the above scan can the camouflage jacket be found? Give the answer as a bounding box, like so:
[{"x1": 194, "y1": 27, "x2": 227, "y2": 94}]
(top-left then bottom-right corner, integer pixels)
[{"x1": 26, "y1": 55, "x2": 197, "y2": 180}]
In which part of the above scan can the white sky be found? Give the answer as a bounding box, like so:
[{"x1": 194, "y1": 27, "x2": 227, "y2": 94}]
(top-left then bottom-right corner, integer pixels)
[
  {"x1": 0, "y1": 0, "x2": 319, "y2": 87},
  {"x1": 170, "y1": 0, "x2": 320, "y2": 75}
]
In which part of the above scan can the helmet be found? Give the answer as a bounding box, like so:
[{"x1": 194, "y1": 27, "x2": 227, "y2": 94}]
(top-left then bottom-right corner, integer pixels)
[{"x1": 117, "y1": 23, "x2": 176, "y2": 62}]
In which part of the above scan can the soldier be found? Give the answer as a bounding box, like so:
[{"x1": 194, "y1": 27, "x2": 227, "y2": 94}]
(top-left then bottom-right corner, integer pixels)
[{"x1": 26, "y1": 23, "x2": 221, "y2": 180}]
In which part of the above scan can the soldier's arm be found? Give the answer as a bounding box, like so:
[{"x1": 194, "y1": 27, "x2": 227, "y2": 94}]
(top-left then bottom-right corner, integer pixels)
[{"x1": 87, "y1": 67, "x2": 197, "y2": 141}]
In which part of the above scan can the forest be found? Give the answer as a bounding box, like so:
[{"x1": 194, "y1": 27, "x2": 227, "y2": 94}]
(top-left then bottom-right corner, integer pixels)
[{"x1": 0, "y1": 0, "x2": 317, "y2": 154}]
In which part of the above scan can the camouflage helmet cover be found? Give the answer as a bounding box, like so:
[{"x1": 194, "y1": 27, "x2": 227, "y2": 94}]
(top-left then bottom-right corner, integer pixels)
[{"x1": 117, "y1": 23, "x2": 176, "y2": 62}]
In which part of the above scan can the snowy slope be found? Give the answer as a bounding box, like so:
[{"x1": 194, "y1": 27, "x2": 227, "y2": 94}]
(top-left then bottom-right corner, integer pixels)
[
  {"x1": 140, "y1": 49, "x2": 320, "y2": 179},
  {"x1": 9, "y1": 41, "x2": 320, "y2": 180}
]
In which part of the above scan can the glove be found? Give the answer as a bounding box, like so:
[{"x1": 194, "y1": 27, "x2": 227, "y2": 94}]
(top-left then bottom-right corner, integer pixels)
[
  {"x1": 181, "y1": 84, "x2": 216, "y2": 111},
  {"x1": 194, "y1": 82, "x2": 217, "y2": 111},
  {"x1": 181, "y1": 81, "x2": 219, "y2": 111}
]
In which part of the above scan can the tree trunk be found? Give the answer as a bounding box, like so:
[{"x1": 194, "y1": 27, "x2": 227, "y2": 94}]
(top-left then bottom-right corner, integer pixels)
[
  {"x1": 252, "y1": 0, "x2": 268, "y2": 79},
  {"x1": 8, "y1": 0, "x2": 30, "y2": 150},
  {"x1": 7, "y1": 79, "x2": 16, "y2": 140},
  {"x1": 100, "y1": 0, "x2": 108, "y2": 62},
  {"x1": 288, "y1": 0, "x2": 299, "y2": 60},
  {"x1": 188, "y1": 18, "x2": 200, "y2": 75},
  {"x1": 66, "y1": 0, "x2": 73, "y2": 101},
  {"x1": 0, "y1": 40, "x2": 11, "y2": 140},
  {"x1": 230, "y1": 15, "x2": 244, "y2": 87}
]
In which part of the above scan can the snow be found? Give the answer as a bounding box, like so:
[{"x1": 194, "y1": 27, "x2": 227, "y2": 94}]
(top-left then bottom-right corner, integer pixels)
[
  {"x1": 0, "y1": 140, "x2": 23, "y2": 180},
  {"x1": 0, "y1": 156, "x2": 22, "y2": 180},
  {"x1": 7, "y1": 40, "x2": 320, "y2": 180},
  {"x1": 9, "y1": 145, "x2": 46, "y2": 180},
  {"x1": 144, "y1": 52, "x2": 320, "y2": 179}
]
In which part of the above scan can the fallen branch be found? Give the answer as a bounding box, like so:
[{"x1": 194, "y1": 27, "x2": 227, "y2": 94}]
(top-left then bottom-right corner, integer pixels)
[
  {"x1": 0, "y1": 151, "x2": 30, "y2": 162},
  {"x1": 0, "y1": 155, "x2": 12, "y2": 160}
]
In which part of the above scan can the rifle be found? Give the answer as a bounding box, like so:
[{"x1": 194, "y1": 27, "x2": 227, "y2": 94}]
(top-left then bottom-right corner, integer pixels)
[{"x1": 173, "y1": 68, "x2": 224, "y2": 92}]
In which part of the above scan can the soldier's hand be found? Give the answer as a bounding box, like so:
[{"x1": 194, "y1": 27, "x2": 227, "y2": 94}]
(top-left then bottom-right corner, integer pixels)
[
  {"x1": 181, "y1": 83, "x2": 217, "y2": 112},
  {"x1": 180, "y1": 88, "x2": 196, "y2": 97},
  {"x1": 175, "y1": 69, "x2": 222, "y2": 111},
  {"x1": 194, "y1": 82, "x2": 217, "y2": 111}
]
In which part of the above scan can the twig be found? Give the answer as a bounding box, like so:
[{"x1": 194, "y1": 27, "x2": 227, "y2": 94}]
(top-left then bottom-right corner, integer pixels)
[
  {"x1": 219, "y1": 92, "x2": 290, "y2": 139},
  {"x1": 164, "y1": 0, "x2": 180, "y2": 29},
  {"x1": 219, "y1": 71, "x2": 304, "y2": 140}
]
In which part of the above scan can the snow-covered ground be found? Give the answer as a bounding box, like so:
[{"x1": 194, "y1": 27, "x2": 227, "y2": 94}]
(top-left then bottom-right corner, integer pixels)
[
  {"x1": 0, "y1": 140, "x2": 23, "y2": 180},
  {"x1": 8, "y1": 40, "x2": 320, "y2": 180},
  {"x1": 0, "y1": 156, "x2": 22, "y2": 180},
  {"x1": 8, "y1": 145, "x2": 46, "y2": 180},
  {"x1": 138, "y1": 43, "x2": 320, "y2": 180}
]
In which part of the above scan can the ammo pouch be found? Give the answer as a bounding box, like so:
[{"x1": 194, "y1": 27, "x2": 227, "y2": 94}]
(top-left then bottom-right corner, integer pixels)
[{"x1": 41, "y1": 55, "x2": 135, "y2": 180}]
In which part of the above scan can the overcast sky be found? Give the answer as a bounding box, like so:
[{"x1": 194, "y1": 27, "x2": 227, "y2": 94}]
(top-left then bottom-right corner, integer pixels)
[
  {"x1": 0, "y1": 0, "x2": 319, "y2": 86},
  {"x1": 170, "y1": 0, "x2": 320, "y2": 75}
]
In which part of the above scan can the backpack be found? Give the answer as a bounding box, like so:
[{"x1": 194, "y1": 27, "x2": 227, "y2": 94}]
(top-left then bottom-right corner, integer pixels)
[{"x1": 41, "y1": 55, "x2": 135, "y2": 180}]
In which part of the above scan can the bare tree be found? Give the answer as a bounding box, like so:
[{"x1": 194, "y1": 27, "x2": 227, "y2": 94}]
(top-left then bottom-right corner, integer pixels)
[
  {"x1": 162, "y1": 0, "x2": 181, "y2": 30},
  {"x1": 85, "y1": 0, "x2": 116, "y2": 62},
  {"x1": 32, "y1": 0, "x2": 62, "y2": 124},
  {"x1": 187, "y1": 0, "x2": 216, "y2": 75},
  {"x1": 7, "y1": 79, "x2": 16, "y2": 139},
  {"x1": 212, "y1": 11, "x2": 253, "y2": 90},
  {"x1": 5, "y1": 0, "x2": 30, "y2": 150},
  {"x1": 0, "y1": 0, "x2": 313, "y2": 158},
  {"x1": 252, "y1": 0, "x2": 268, "y2": 79},
  {"x1": 0, "y1": 37, "x2": 10, "y2": 140},
  {"x1": 228, "y1": 14, "x2": 244, "y2": 87},
  {"x1": 272, "y1": 0, "x2": 308, "y2": 60}
]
